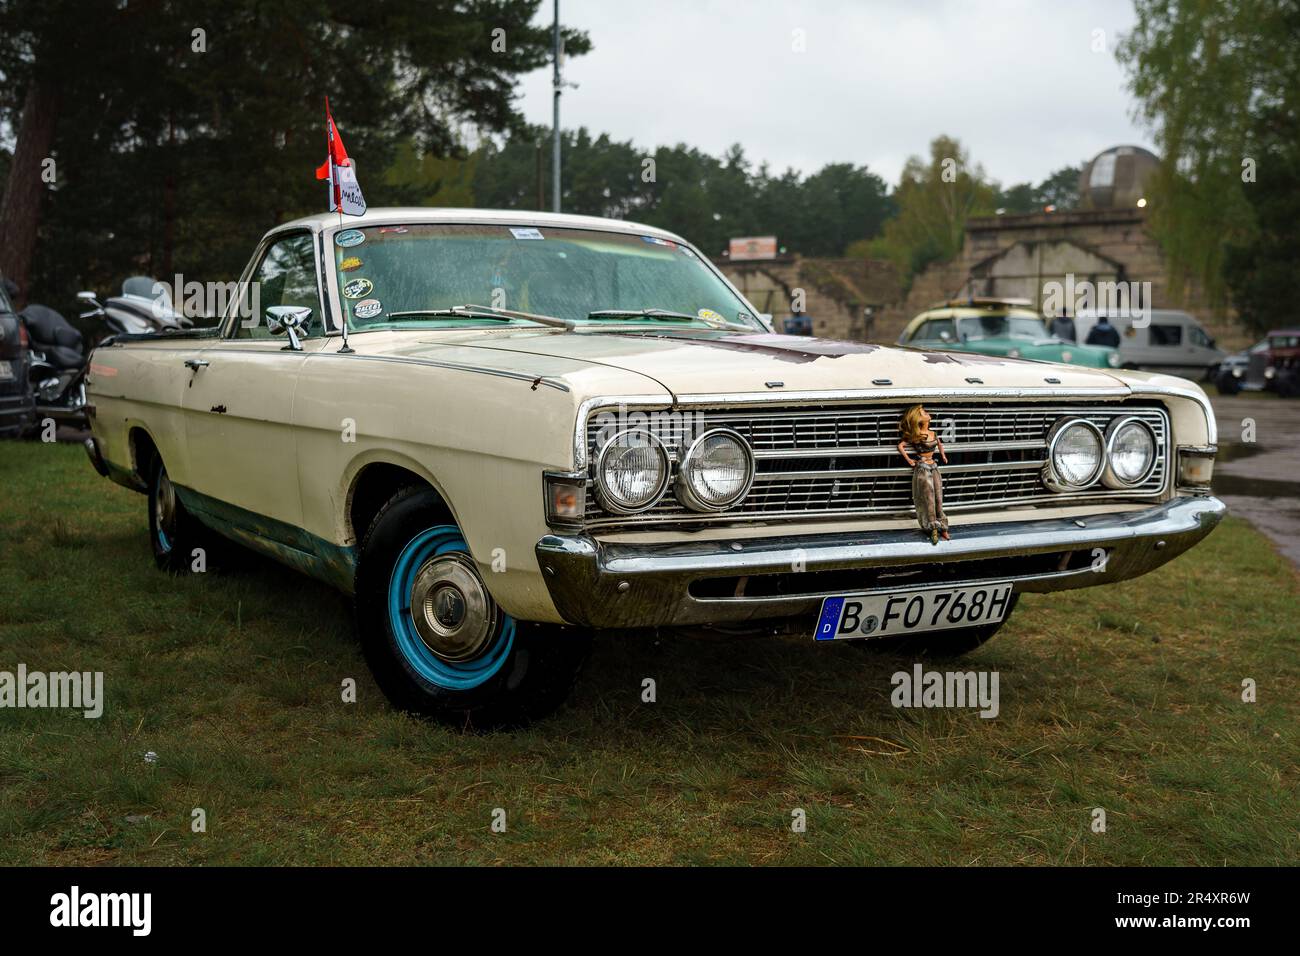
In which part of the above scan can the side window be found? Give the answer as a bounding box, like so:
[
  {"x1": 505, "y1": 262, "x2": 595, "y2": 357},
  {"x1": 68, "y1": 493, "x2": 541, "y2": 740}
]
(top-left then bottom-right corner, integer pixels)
[
  {"x1": 232, "y1": 233, "x2": 319, "y2": 339},
  {"x1": 1149, "y1": 324, "x2": 1183, "y2": 346},
  {"x1": 1189, "y1": 326, "x2": 1211, "y2": 348}
]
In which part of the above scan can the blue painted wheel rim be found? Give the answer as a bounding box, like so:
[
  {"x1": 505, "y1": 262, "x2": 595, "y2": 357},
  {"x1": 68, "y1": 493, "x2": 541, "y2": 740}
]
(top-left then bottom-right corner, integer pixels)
[
  {"x1": 387, "y1": 526, "x2": 514, "y2": 690},
  {"x1": 153, "y1": 467, "x2": 173, "y2": 553}
]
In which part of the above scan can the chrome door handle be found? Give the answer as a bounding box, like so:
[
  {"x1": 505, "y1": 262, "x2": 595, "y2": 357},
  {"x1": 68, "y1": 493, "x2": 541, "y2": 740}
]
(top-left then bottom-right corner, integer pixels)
[{"x1": 184, "y1": 359, "x2": 210, "y2": 370}]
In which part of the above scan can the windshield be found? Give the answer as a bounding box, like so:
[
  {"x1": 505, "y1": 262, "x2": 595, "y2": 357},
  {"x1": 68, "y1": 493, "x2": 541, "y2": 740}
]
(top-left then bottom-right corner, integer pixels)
[
  {"x1": 329, "y1": 223, "x2": 760, "y2": 331},
  {"x1": 957, "y1": 315, "x2": 1047, "y2": 340}
]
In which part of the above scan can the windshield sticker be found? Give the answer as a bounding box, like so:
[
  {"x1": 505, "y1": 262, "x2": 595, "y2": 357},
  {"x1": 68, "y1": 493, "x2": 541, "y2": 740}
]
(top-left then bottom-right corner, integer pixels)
[
  {"x1": 509, "y1": 227, "x2": 545, "y2": 240},
  {"x1": 697, "y1": 308, "x2": 724, "y2": 323},
  {"x1": 342, "y1": 278, "x2": 374, "y2": 299},
  {"x1": 339, "y1": 256, "x2": 363, "y2": 272},
  {"x1": 641, "y1": 236, "x2": 676, "y2": 249},
  {"x1": 335, "y1": 229, "x2": 365, "y2": 248},
  {"x1": 378, "y1": 225, "x2": 409, "y2": 235},
  {"x1": 353, "y1": 298, "x2": 382, "y2": 319}
]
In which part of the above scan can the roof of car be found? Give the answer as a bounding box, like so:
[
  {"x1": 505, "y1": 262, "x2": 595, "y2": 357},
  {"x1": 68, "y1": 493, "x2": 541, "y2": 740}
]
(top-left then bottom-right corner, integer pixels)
[
  {"x1": 911, "y1": 304, "x2": 1042, "y2": 320},
  {"x1": 1267, "y1": 328, "x2": 1300, "y2": 335},
  {"x1": 276, "y1": 207, "x2": 686, "y2": 243}
]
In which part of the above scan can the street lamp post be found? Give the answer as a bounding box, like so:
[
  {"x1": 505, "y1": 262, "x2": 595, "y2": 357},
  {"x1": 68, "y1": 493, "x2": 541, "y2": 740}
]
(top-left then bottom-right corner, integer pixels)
[{"x1": 552, "y1": 0, "x2": 561, "y2": 213}]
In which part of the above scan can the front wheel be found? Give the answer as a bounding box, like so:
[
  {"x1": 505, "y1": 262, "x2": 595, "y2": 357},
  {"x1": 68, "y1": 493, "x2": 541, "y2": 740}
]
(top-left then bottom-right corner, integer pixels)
[
  {"x1": 1215, "y1": 370, "x2": 1242, "y2": 396},
  {"x1": 847, "y1": 594, "x2": 1020, "y2": 657},
  {"x1": 354, "y1": 486, "x2": 589, "y2": 729}
]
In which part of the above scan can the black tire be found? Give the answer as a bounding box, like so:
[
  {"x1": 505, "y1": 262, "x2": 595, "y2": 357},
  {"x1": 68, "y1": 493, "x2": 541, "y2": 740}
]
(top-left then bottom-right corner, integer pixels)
[
  {"x1": 146, "y1": 452, "x2": 214, "y2": 573},
  {"x1": 1277, "y1": 370, "x2": 1300, "y2": 399},
  {"x1": 847, "y1": 594, "x2": 1019, "y2": 657},
  {"x1": 354, "y1": 486, "x2": 590, "y2": 729},
  {"x1": 1215, "y1": 370, "x2": 1242, "y2": 396}
]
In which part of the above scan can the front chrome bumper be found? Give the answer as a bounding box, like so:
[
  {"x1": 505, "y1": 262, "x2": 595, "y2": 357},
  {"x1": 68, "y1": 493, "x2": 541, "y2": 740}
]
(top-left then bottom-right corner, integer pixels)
[{"x1": 535, "y1": 496, "x2": 1226, "y2": 629}]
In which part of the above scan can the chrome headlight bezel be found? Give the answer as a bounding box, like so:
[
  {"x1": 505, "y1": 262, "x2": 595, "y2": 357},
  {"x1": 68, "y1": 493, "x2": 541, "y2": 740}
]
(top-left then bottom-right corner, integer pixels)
[
  {"x1": 1043, "y1": 418, "x2": 1106, "y2": 492},
  {"x1": 593, "y1": 428, "x2": 670, "y2": 515},
  {"x1": 675, "y1": 427, "x2": 755, "y2": 513},
  {"x1": 1101, "y1": 416, "x2": 1158, "y2": 489}
]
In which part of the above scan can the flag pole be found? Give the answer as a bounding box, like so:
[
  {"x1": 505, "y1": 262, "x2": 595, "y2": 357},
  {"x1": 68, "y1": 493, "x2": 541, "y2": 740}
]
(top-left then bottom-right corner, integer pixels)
[{"x1": 326, "y1": 96, "x2": 354, "y2": 354}]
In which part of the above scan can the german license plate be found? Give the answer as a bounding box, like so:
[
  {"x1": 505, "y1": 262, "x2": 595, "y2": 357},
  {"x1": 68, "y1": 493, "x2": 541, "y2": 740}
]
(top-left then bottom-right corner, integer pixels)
[
  {"x1": 814, "y1": 582, "x2": 1014, "y2": 641},
  {"x1": 0, "y1": 361, "x2": 13, "y2": 382}
]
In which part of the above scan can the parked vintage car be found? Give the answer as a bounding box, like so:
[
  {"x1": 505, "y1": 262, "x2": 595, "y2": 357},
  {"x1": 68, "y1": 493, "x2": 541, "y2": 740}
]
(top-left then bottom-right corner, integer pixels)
[
  {"x1": 898, "y1": 299, "x2": 1120, "y2": 369},
  {"x1": 1215, "y1": 329, "x2": 1300, "y2": 397},
  {"x1": 83, "y1": 209, "x2": 1225, "y2": 727}
]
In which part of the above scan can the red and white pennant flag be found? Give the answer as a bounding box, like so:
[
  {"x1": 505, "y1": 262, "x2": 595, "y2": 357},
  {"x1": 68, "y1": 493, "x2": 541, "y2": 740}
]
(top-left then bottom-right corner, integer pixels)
[{"x1": 315, "y1": 97, "x2": 366, "y2": 216}]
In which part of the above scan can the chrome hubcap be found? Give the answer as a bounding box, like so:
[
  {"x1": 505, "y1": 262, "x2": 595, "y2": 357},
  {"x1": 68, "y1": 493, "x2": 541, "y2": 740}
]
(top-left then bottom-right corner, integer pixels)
[
  {"x1": 156, "y1": 471, "x2": 176, "y2": 534},
  {"x1": 409, "y1": 552, "x2": 496, "y2": 662}
]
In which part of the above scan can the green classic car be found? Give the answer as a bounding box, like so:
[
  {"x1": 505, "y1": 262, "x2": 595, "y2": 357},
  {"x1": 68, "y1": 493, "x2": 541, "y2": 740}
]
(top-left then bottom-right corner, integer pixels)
[{"x1": 898, "y1": 300, "x2": 1120, "y2": 369}]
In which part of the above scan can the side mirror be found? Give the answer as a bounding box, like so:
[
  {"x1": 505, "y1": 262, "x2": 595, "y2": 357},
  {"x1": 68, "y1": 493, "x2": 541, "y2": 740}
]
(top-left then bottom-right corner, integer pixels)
[{"x1": 266, "y1": 306, "x2": 312, "y2": 351}]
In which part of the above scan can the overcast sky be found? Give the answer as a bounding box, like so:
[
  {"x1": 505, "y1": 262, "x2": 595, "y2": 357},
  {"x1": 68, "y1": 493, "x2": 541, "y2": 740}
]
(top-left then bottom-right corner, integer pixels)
[{"x1": 514, "y1": 0, "x2": 1154, "y2": 187}]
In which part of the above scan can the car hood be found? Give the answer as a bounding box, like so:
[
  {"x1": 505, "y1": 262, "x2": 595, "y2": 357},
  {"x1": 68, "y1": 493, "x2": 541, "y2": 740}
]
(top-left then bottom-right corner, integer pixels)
[{"x1": 411, "y1": 328, "x2": 1132, "y2": 398}]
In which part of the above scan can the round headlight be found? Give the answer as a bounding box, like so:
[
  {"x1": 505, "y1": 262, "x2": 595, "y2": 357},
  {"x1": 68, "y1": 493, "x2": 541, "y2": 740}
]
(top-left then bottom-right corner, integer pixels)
[
  {"x1": 676, "y1": 428, "x2": 755, "y2": 512},
  {"x1": 594, "y1": 429, "x2": 669, "y2": 514},
  {"x1": 1107, "y1": 352, "x2": 1121, "y2": 367},
  {"x1": 1044, "y1": 419, "x2": 1105, "y2": 491},
  {"x1": 1103, "y1": 417, "x2": 1157, "y2": 488}
]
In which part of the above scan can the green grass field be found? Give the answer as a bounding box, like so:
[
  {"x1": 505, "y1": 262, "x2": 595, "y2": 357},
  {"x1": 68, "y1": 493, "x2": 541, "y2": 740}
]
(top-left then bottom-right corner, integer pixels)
[{"x1": 1, "y1": 440, "x2": 1295, "y2": 865}]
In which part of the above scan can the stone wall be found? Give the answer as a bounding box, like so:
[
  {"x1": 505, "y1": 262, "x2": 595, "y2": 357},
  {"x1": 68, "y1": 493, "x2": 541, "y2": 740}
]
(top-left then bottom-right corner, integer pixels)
[{"x1": 716, "y1": 208, "x2": 1248, "y2": 351}]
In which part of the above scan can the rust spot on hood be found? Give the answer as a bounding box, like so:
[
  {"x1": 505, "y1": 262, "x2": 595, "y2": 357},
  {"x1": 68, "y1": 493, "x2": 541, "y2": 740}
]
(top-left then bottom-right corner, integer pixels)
[{"x1": 915, "y1": 349, "x2": 1014, "y2": 366}]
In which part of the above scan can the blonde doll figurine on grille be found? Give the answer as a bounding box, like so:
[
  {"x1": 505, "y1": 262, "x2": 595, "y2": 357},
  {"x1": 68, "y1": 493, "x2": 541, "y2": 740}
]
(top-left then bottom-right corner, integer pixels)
[{"x1": 897, "y1": 404, "x2": 950, "y2": 544}]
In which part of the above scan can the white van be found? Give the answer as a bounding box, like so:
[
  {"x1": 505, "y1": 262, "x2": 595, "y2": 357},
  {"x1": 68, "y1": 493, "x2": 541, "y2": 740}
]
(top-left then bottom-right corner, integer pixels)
[{"x1": 1074, "y1": 309, "x2": 1225, "y2": 380}]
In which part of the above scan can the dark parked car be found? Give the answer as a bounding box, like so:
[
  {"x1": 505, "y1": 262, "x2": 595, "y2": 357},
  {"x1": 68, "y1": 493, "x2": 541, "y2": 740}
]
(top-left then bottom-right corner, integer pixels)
[
  {"x1": 1216, "y1": 329, "x2": 1300, "y2": 397},
  {"x1": 0, "y1": 278, "x2": 35, "y2": 439}
]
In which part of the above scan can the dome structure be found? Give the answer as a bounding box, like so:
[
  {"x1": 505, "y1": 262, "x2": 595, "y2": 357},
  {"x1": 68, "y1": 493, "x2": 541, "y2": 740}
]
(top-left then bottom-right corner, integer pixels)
[{"x1": 1078, "y1": 145, "x2": 1159, "y2": 210}]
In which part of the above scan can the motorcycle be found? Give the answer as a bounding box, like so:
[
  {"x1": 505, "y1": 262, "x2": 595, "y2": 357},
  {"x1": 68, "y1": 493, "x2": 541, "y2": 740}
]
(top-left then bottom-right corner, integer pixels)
[
  {"x1": 22, "y1": 301, "x2": 91, "y2": 431},
  {"x1": 18, "y1": 277, "x2": 194, "y2": 434},
  {"x1": 77, "y1": 275, "x2": 194, "y2": 339}
]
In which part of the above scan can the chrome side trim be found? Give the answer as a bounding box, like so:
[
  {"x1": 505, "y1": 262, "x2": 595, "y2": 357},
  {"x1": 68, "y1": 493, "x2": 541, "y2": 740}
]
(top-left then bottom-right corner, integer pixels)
[{"x1": 304, "y1": 351, "x2": 570, "y2": 391}]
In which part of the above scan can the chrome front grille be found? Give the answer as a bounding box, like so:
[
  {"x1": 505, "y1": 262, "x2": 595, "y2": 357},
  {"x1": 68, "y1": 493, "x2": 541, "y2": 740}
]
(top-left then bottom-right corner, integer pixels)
[{"x1": 582, "y1": 402, "x2": 1170, "y2": 528}]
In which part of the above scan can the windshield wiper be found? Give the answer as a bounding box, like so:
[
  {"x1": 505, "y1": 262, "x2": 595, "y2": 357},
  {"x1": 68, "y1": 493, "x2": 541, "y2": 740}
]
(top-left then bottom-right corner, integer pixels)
[
  {"x1": 586, "y1": 308, "x2": 751, "y2": 331},
  {"x1": 387, "y1": 304, "x2": 574, "y2": 331}
]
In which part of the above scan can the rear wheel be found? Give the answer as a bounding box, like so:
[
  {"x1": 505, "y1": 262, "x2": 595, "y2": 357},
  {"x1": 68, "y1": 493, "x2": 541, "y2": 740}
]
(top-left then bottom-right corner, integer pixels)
[
  {"x1": 146, "y1": 453, "x2": 213, "y2": 573},
  {"x1": 354, "y1": 486, "x2": 589, "y2": 729},
  {"x1": 847, "y1": 594, "x2": 1019, "y2": 657}
]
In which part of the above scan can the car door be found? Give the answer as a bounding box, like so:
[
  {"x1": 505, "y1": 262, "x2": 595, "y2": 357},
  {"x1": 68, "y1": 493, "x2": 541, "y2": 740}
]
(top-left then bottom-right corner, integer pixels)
[
  {"x1": 180, "y1": 230, "x2": 325, "y2": 537},
  {"x1": 1147, "y1": 321, "x2": 1195, "y2": 376},
  {"x1": 1186, "y1": 323, "x2": 1221, "y2": 376}
]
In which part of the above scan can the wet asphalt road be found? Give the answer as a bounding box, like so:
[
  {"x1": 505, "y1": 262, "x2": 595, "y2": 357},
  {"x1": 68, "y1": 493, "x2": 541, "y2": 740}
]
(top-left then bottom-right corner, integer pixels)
[{"x1": 1211, "y1": 395, "x2": 1300, "y2": 568}]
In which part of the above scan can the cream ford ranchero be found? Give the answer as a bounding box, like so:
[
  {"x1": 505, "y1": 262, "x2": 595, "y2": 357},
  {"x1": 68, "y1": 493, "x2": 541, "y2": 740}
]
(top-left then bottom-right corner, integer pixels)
[{"x1": 83, "y1": 208, "x2": 1225, "y2": 727}]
